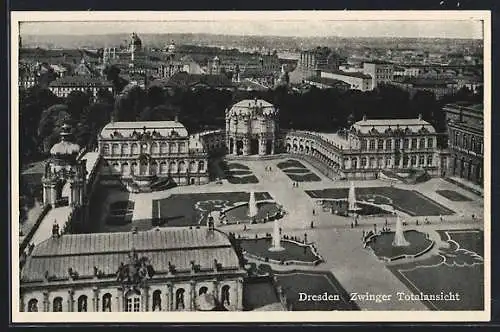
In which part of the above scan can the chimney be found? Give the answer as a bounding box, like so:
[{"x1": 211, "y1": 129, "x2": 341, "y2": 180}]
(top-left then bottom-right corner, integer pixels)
[
  {"x1": 362, "y1": 115, "x2": 367, "y2": 121},
  {"x1": 174, "y1": 114, "x2": 179, "y2": 122},
  {"x1": 418, "y1": 113, "x2": 422, "y2": 120}
]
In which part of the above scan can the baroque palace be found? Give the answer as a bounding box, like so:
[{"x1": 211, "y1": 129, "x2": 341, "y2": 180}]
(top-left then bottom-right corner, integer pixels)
[
  {"x1": 21, "y1": 226, "x2": 245, "y2": 312},
  {"x1": 21, "y1": 98, "x2": 475, "y2": 312}
]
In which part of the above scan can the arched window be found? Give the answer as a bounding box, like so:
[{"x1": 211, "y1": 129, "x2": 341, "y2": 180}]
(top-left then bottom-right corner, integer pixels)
[
  {"x1": 199, "y1": 287, "x2": 208, "y2": 296},
  {"x1": 160, "y1": 161, "x2": 168, "y2": 174},
  {"x1": 102, "y1": 293, "x2": 112, "y2": 312},
  {"x1": 419, "y1": 138, "x2": 425, "y2": 149},
  {"x1": 113, "y1": 162, "x2": 120, "y2": 173},
  {"x1": 169, "y1": 143, "x2": 177, "y2": 154},
  {"x1": 160, "y1": 142, "x2": 168, "y2": 154},
  {"x1": 198, "y1": 161, "x2": 205, "y2": 173},
  {"x1": 151, "y1": 142, "x2": 160, "y2": 155},
  {"x1": 150, "y1": 161, "x2": 158, "y2": 176},
  {"x1": 102, "y1": 144, "x2": 110, "y2": 156},
  {"x1": 111, "y1": 144, "x2": 120, "y2": 155},
  {"x1": 221, "y1": 285, "x2": 230, "y2": 306},
  {"x1": 131, "y1": 143, "x2": 139, "y2": 155},
  {"x1": 122, "y1": 143, "x2": 130, "y2": 155},
  {"x1": 170, "y1": 161, "x2": 177, "y2": 173},
  {"x1": 189, "y1": 161, "x2": 197, "y2": 173},
  {"x1": 53, "y1": 297, "x2": 63, "y2": 312},
  {"x1": 385, "y1": 139, "x2": 392, "y2": 150},
  {"x1": 77, "y1": 295, "x2": 88, "y2": 312},
  {"x1": 152, "y1": 290, "x2": 161, "y2": 312},
  {"x1": 175, "y1": 289, "x2": 185, "y2": 310},
  {"x1": 27, "y1": 298, "x2": 38, "y2": 312},
  {"x1": 178, "y1": 161, "x2": 186, "y2": 173},
  {"x1": 122, "y1": 163, "x2": 130, "y2": 176}
]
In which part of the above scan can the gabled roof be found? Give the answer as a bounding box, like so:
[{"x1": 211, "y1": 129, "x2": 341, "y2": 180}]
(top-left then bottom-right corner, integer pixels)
[
  {"x1": 167, "y1": 72, "x2": 234, "y2": 89},
  {"x1": 100, "y1": 120, "x2": 188, "y2": 139}
]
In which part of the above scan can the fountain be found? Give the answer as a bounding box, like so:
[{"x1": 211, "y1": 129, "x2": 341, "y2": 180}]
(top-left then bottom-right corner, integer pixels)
[
  {"x1": 247, "y1": 191, "x2": 258, "y2": 218},
  {"x1": 348, "y1": 181, "x2": 362, "y2": 215},
  {"x1": 268, "y1": 218, "x2": 284, "y2": 252},
  {"x1": 392, "y1": 213, "x2": 410, "y2": 247}
]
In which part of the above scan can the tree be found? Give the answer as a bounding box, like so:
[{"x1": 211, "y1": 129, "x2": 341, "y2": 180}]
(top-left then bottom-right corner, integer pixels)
[
  {"x1": 114, "y1": 85, "x2": 147, "y2": 121},
  {"x1": 38, "y1": 104, "x2": 71, "y2": 153},
  {"x1": 66, "y1": 90, "x2": 91, "y2": 121}
]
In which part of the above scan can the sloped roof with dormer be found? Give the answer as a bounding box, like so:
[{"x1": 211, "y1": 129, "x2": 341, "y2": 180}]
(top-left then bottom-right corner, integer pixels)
[
  {"x1": 100, "y1": 121, "x2": 189, "y2": 139},
  {"x1": 352, "y1": 118, "x2": 436, "y2": 135},
  {"x1": 21, "y1": 228, "x2": 241, "y2": 283}
]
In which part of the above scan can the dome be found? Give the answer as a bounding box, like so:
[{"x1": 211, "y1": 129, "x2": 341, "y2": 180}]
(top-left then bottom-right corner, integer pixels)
[
  {"x1": 50, "y1": 140, "x2": 81, "y2": 156},
  {"x1": 167, "y1": 40, "x2": 176, "y2": 53},
  {"x1": 228, "y1": 99, "x2": 277, "y2": 117},
  {"x1": 50, "y1": 123, "x2": 81, "y2": 157},
  {"x1": 130, "y1": 33, "x2": 142, "y2": 49}
]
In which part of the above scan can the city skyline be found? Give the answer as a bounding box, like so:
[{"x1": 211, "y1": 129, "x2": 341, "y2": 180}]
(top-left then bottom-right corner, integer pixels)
[{"x1": 19, "y1": 16, "x2": 484, "y2": 40}]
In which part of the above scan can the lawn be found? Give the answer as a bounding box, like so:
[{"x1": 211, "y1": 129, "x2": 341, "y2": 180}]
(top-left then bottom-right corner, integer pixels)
[
  {"x1": 218, "y1": 160, "x2": 259, "y2": 184},
  {"x1": 278, "y1": 159, "x2": 321, "y2": 182},
  {"x1": 388, "y1": 229, "x2": 484, "y2": 310},
  {"x1": 436, "y1": 190, "x2": 472, "y2": 202},
  {"x1": 243, "y1": 279, "x2": 282, "y2": 311},
  {"x1": 306, "y1": 187, "x2": 454, "y2": 216},
  {"x1": 153, "y1": 191, "x2": 273, "y2": 227},
  {"x1": 277, "y1": 159, "x2": 307, "y2": 170}
]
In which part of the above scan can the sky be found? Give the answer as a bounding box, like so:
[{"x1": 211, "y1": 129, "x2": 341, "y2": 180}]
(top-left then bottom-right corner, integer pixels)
[{"x1": 19, "y1": 17, "x2": 484, "y2": 39}]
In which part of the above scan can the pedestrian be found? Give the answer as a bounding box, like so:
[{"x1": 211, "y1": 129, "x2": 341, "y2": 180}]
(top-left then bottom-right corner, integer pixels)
[
  {"x1": 351, "y1": 222, "x2": 354, "y2": 229},
  {"x1": 310, "y1": 221, "x2": 314, "y2": 229},
  {"x1": 312, "y1": 209, "x2": 315, "y2": 216},
  {"x1": 373, "y1": 224, "x2": 377, "y2": 233},
  {"x1": 416, "y1": 219, "x2": 419, "y2": 226}
]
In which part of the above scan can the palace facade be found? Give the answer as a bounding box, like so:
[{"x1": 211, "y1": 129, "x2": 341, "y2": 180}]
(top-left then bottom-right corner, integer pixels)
[
  {"x1": 20, "y1": 227, "x2": 246, "y2": 312},
  {"x1": 285, "y1": 115, "x2": 440, "y2": 180},
  {"x1": 225, "y1": 99, "x2": 279, "y2": 156},
  {"x1": 444, "y1": 102, "x2": 484, "y2": 185},
  {"x1": 97, "y1": 121, "x2": 209, "y2": 186}
]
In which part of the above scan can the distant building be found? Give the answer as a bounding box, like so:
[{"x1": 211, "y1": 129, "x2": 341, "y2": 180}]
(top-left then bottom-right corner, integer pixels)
[
  {"x1": 48, "y1": 76, "x2": 113, "y2": 99},
  {"x1": 390, "y1": 78, "x2": 458, "y2": 99},
  {"x1": 320, "y1": 70, "x2": 372, "y2": 91},
  {"x1": 303, "y1": 76, "x2": 351, "y2": 91},
  {"x1": 443, "y1": 103, "x2": 483, "y2": 185},
  {"x1": 362, "y1": 61, "x2": 394, "y2": 89},
  {"x1": 20, "y1": 227, "x2": 245, "y2": 312},
  {"x1": 97, "y1": 120, "x2": 209, "y2": 187}
]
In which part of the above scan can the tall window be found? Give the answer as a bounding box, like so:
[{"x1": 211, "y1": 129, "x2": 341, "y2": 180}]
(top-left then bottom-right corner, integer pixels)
[
  {"x1": 102, "y1": 293, "x2": 112, "y2": 312},
  {"x1": 27, "y1": 299, "x2": 38, "y2": 312},
  {"x1": 175, "y1": 289, "x2": 185, "y2": 310},
  {"x1": 377, "y1": 139, "x2": 384, "y2": 150},
  {"x1": 126, "y1": 295, "x2": 141, "y2": 312},
  {"x1": 454, "y1": 132, "x2": 459, "y2": 146},
  {"x1": 427, "y1": 138, "x2": 433, "y2": 149},
  {"x1": 77, "y1": 295, "x2": 88, "y2": 312},
  {"x1": 221, "y1": 285, "x2": 230, "y2": 306},
  {"x1": 360, "y1": 157, "x2": 367, "y2": 167},
  {"x1": 411, "y1": 155, "x2": 417, "y2": 166},
  {"x1": 152, "y1": 290, "x2": 161, "y2": 312},
  {"x1": 53, "y1": 297, "x2": 63, "y2": 312},
  {"x1": 403, "y1": 139, "x2": 409, "y2": 149},
  {"x1": 419, "y1": 138, "x2": 425, "y2": 149},
  {"x1": 352, "y1": 158, "x2": 358, "y2": 169},
  {"x1": 111, "y1": 144, "x2": 120, "y2": 155},
  {"x1": 394, "y1": 139, "x2": 400, "y2": 150},
  {"x1": 386, "y1": 139, "x2": 392, "y2": 150},
  {"x1": 427, "y1": 155, "x2": 433, "y2": 166},
  {"x1": 471, "y1": 136, "x2": 476, "y2": 152},
  {"x1": 360, "y1": 139, "x2": 367, "y2": 150},
  {"x1": 369, "y1": 140, "x2": 376, "y2": 150},
  {"x1": 102, "y1": 144, "x2": 110, "y2": 155},
  {"x1": 131, "y1": 143, "x2": 139, "y2": 155},
  {"x1": 419, "y1": 155, "x2": 425, "y2": 166},
  {"x1": 411, "y1": 138, "x2": 417, "y2": 150}
]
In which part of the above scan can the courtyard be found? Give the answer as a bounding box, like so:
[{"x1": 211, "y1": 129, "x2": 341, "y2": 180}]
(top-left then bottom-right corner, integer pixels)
[{"x1": 91, "y1": 156, "x2": 484, "y2": 311}]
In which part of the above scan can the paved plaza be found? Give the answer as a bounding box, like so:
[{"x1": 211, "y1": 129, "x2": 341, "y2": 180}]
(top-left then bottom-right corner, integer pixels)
[{"x1": 94, "y1": 157, "x2": 484, "y2": 310}]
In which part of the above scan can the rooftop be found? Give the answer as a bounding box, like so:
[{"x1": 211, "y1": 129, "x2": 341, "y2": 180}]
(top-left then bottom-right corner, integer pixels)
[
  {"x1": 21, "y1": 228, "x2": 240, "y2": 283},
  {"x1": 100, "y1": 121, "x2": 188, "y2": 139},
  {"x1": 322, "y1": 69, "x2": 372, "y2": 80},
  {"x1": 49, "y1": 76, "x2": 113, "y2": 87},
  {"x1": 352, "y1": 117, "x2": 436, "y2": 134}
]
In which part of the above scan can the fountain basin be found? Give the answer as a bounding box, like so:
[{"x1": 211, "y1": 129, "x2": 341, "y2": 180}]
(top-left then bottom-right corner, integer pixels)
[
  {"x1": 322, "y1": 199, "x2": 393, "y2": 216},
  {"x1": 224, "y1": 202, "x2": 283, "y2": 224},
  {"x1": 365, "y1": 230, "x2": 434, "y2": 262},
  {"x1": 239, "y1": 237, "x2": 323, "y2": 266}
]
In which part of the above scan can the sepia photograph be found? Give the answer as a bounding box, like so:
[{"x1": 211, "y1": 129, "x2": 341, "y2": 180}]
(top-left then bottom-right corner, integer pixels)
[{"x1": 10, "y1": 10, "x2": 490, "y2": 322}]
